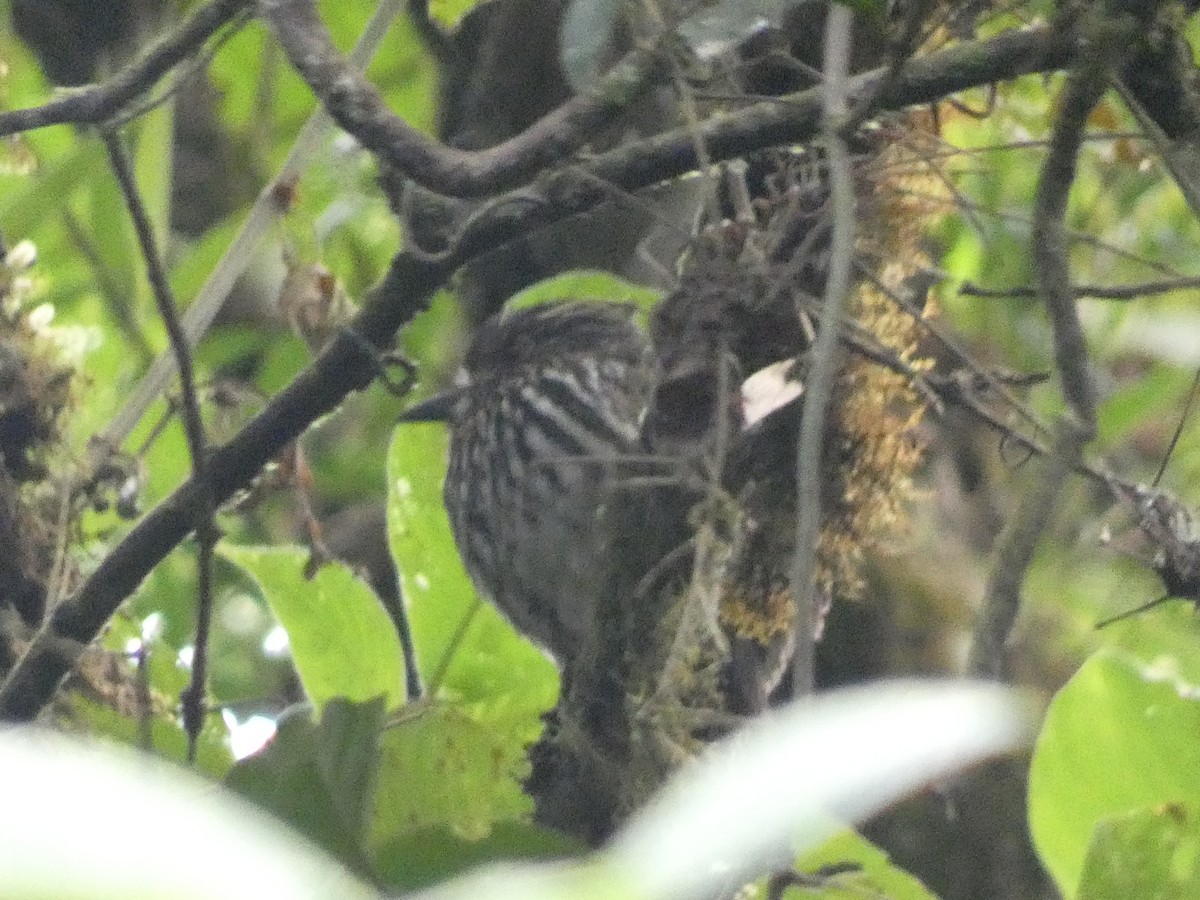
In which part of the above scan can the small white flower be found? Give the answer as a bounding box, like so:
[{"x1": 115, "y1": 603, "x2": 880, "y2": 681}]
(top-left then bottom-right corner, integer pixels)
[{"x1": 4, "y1": 239, "x2": 37, "y2": 272}]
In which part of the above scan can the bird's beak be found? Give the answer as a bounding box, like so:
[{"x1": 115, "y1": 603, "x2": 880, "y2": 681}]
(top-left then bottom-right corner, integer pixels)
[{"x1": 397, "y1": 388, "x2": 461, "y2": 423}]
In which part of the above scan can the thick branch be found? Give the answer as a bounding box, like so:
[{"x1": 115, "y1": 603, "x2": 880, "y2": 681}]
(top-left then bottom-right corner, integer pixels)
[
  {"x1": 258, "y1": 0, "x2": 661, "y2": 199},
  {"x1": 791, "y1": 2, "x2": 855, "y2": 698},
  {"x1": 0, "y1": 0, "x2": 252, "y2": 136},
  {"x1": 1031, "y1": 17, "x2": 1128, "y2": 439},
  {"x1": 0, "y1": 19, "x2": 1075, "y2": 722},
  {"x1": 261, "y1": 0, "x2": 1069, "y2": 199},
  {"x1": 0, "y1": 254, "x2": 455, "y2": 720},
  {"x1": 585, "y1": 24, "x2": 1070, "y2": 190}
]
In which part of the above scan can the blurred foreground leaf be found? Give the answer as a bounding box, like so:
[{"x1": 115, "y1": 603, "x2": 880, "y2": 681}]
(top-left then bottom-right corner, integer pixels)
[
  {"x1": 0, "y1": 729, "x2": 374, "y2": 900},
  {"x1": 413, "y1": 680, "x2": 1037, "y2": 900},
  {"x1": 1028, "y1": 650, "x2": 1200, "y2": 897}
]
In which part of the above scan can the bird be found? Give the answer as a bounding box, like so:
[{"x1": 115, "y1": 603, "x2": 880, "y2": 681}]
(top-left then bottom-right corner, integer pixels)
[{"x1": 398, "y1": 300, "x2": 657, "y2": 668}]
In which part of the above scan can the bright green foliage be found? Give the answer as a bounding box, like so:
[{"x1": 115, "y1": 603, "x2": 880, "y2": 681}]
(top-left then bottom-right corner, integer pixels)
[
  {"x1": 796, "y1": 828, "x2": 938, "y2": 899},
  {"x1": 369, "y1": 701, "x2": 572, "y2": 890},
  {"x1": 386, "y1": 422, "x2": 559, "y2": 705},
  {"x1": 833, "y1": 0, "x2": 885, "y2": 16},
  {"x1": 1077, "y1": 804, "x2": 1200, "y2": 899},
  {"x1": 6, "y1": 0, "x2": 1200, "y2": 895},
  {"x1": 506, "y1": 269, "x2": 663, "y2": 323},
  {"x1": 219, "y1": 543, "x2": 407, "y2": 712},
  {"x1": 1029, "y1": 650, "x2": 1200, "y2": 897}
]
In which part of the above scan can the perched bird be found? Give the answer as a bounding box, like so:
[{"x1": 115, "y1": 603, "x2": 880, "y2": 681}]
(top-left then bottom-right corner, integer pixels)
[{"x1": 398, "y1": 301, "x2": 656, "y2": 667}]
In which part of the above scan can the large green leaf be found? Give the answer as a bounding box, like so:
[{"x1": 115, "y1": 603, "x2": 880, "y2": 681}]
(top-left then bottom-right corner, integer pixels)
[
  {"x1": 1077, "y1": 804, "x2": 1200, "y2": 899},
  {"x1": 219, "y1": 543, "x2": 406, "y2": 712},
  {"x1": 386, "y1": 423, "x2": 557, "y2": 705},
  {"x1": 506, "y1": 269, "x2": 662, "y2": 322},
  {"x1": 1028, "y1": 650, "x2": 1200, "y2": 897},
  {"x1": 368, "y1": 700, "x2": 569, "y2": 890}
]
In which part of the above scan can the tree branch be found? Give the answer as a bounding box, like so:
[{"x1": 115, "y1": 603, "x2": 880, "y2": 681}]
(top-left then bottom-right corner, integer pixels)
[
  {"x1": 791, "y1": 2, "x2": 855, "y2": 699},
  {"x1": 962, "y1": 276, "x2": 1200, "y2": 301},
  {"x1": 967, "y1": 422, "x2": 1084, "y2": 679},
  {"x1": 0, "y1": 0, "x2": 252, "y2": 136},
  {"x1": 1031, "y1": 15, "x2": 1131, "y2": 440},
  {"x1": 257, "y1": 0, "x2": 663, "y2": 199}
]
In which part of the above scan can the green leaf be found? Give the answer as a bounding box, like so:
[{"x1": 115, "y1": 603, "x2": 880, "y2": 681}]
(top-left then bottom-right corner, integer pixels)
[
  {"x1": 796, "y1": 828, "x2": 937, "y2": 899},
  {"x1": 417, "y1": 682, "x2": 1036, "y2": 900},
  {"x1": 506, "y1": 270, "x2": 662, "y2": 323},
  {"x1": 226, "y1": 696, "x2": 386, "y2": 875},
  {"x1": 429, "y1": 0, "x2": 486, "y2": 28},
  {"x1": 1028, "y1": 650, "x2": 1200, "y2": 898},
  {"x1": 386, "y1": 423, "x2": 558, "y2": 704},
  {"x1": 218, "y1": 543, "x2": 406, "y2": 712},
  {"x1": 376, "y1": 820, "x2": 583, "y2": 892},
  {"x1": 369, "y1": 700, "x2": 553, "y2": 888},
  {"x1": 1077, "y1": 804, "x2": 1200, "y2": 899},
  {"x1": 833, "y1": 0, "x2": 885, "y2": 16}
]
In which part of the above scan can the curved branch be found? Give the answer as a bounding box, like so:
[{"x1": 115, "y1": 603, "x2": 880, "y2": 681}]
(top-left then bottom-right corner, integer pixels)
[
  {"x1": 258, "y1": 0, "x2": 662, "y2": 199},
  {"x1": 0, "y1": 0, "x2": 252, "y2": 136},
  {"x1": 967, "y1": 423, "x2": 1084, "y2": 679},
  {"x1": 1032, "y1": 15, "x2": 1132, "y2": 439},
  {"x1": 0, "y1": 20, "x2": 1073, "y2": 722}
]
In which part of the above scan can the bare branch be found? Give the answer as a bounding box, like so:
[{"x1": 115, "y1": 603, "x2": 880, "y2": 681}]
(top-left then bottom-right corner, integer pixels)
[
  {"x1": 257, "y1": 0, "x2": 662, "y2": 199},
  {"x1": 102, "y1": 132, "x2": 219, "y2": 762},
  {"x1": 0, "y1": 0, "x2": 252, "y2": 136},
  {"x1": 962, "y1": 276, "x2": 1200, "y2": 301},
  {"x1": 967, "y1": 422, "x2": 1085, "y2": 679},
  {"x1": 791, "y1": 3, "x2": 855, "y2": 699},
  {"x1": 0, "y1": 252, "x2": 453, "y2": 721},
  {"x1": 1032, "y1": 15, "x2": 1133, "y2": 439}
]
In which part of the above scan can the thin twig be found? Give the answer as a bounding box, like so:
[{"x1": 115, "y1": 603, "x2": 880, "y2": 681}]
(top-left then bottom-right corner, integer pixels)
[
  {"x1": 902, "y1": 189, "x2": 1186, "y2": 278},
  {"x1": 96, "y1": 0, "x2": 407, "y2": 463},
  {"x1": 1152, "y1": 366, "x2": 1200, "y2": 488},
  {"x1": 103, "y1": 132, "x2": 218, "y2": 764},
  {"x1": 258, "y1": 0, "x2": 663, "y2": 199},
  {"x1": 0, "y1": 0, "x2": 252, "y2": 137},
  {"x1": 791, "y1": 4, "x2": 854, "y2": 699},
  {"x1": 962, "y1": 276, "x2": 1200, "y2": 301},
  {"x1": 926, "y1": 371, "x2": 1111, "y2": 488},
  {"x1": 967, "y1": 422, "x2": 1085, "y2": 678}
]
